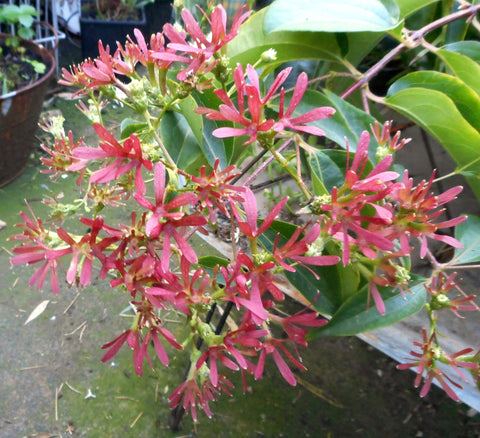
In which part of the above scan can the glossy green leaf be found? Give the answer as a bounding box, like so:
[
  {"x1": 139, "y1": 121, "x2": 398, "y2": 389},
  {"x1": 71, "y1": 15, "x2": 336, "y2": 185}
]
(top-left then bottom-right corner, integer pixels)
[
  {"x1": 385, "y1": 88, "x2": 480, "y2": 198},
  {"x1": 202, "y1": 117, "x2": 228, "y2": 169},
  {"x1": 437, "y1": 48, "x2": 480, "y2": 97},
  {"x1": 193, "y1": 91, "x2": 233, "y2": 168},
  {"x1": 228, "y1": 8, "x2": 390, "y2": 71},
  {"x1": 160, "y1": 111, "x2": 205, "y2": 174},
  {"x1": 395, "y1": 0, "x2": 440, "y2": 18},
  {"x1": 310, "y1": 279, "x2": 426, "y2": 338},
  {"x1": 177, "y1": 95, "x2": 203, "y2": 145},
  {"x1": 451, "y1": 215, "x2": 480, "y2": 265},
  {"x1": 308, "y1": 150, "x2": 346, "y2": 195},
  {"x1": 120, "y1": 118, "x2": 148, "y2": 139},
  {"x1": 227, "y1": 9, "x2": 343, "y2": 67},
  {"x1": 198, "y1": 255, "x2": 230, "y2": 269},
  {"x1": 387, "y1": 71, "x2": 480, "y2": 133},
  {"x1": 442, "y1": 41, "x2": 480, "y2": 64},
  {"x1": 264, "y1": 0, "x2": 398, "y2": 34},
  {"x1": 323, "y1": 90, "x2": 379, "y2": 150}
]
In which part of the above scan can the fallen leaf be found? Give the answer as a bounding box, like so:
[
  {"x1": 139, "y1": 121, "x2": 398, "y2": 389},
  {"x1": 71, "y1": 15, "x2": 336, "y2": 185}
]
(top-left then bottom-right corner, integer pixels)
[{"x1": 24, "y1": 300, "x2": 50, "y2": 325}]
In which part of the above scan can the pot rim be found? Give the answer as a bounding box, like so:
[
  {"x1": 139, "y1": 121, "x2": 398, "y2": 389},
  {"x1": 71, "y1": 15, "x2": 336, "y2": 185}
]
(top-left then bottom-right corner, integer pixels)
[{"x1": 0, "y1": 33, "x2": 56, "y2": 100}]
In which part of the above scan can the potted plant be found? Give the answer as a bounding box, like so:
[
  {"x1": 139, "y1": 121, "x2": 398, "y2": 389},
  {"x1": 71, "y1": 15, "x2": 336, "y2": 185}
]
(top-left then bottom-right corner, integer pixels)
[
  {"x1": 0, "y1": 3, "x2": 56, "y2": 187},
  {"x1": 80, "y1": 0, "x2": 170, "y2": 59}
]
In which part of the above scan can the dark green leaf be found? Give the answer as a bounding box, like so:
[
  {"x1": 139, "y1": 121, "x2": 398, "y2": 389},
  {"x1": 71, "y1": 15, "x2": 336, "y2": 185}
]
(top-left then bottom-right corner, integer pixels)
[
  {"x1": 308, "y1": 150, "x2": 346, "y2": 194},
  {"x1": 227, "y1": 9, "x2": 343, "y2": 67},
  {"x1": 257, "y1": 221, "x2": 360, "y2": 316},
  {"x1": 310, "y1": 279, "x2": 426, "y2": 337},
  {"x1": 160, "y1": 111, "x2": 206, "y2": 174},
  {"x1": 193, "y1": 91, "x2": 233, "y2": 167},
  {"x1": 202, "y1": 117, "x2": 228, "y2": 169},
  {"x1": 177, "y1": 95, "x2": 203, "y2": 145}
]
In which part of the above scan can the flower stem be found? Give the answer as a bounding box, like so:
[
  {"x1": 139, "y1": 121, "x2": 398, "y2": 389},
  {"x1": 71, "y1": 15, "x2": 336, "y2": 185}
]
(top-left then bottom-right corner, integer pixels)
[
  {"x1": 268, "y1": 145, "x2": 311, "y2": 200},
  {"x1": 341, "y1": 4, "x2": 480, "y2": 99}
]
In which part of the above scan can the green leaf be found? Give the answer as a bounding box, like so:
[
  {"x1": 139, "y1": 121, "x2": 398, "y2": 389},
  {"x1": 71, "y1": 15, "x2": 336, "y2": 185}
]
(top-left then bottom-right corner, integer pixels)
[
  {"x1": 451, "y1": 215, "x2": 480, "y2": 265},
  {"x1": 323, "y1": 90, "x2": 379, "y2": 149},
  {"x1": 228, "y1": 8, "x2": 394, "y2": 73},
  {"x1": 120, "y1": 118, "x2": 148, "y2": 139},
  {"x1": 201, "y1": 117, "x2": 228, "y2": 169},
  {"x1": 17, "y1": 27, "x2": 34, "y2": 40},
  {"x1": 385, "y1": 88, "x2": 480, "y2": 198},
  {"x1": 227, "y1": 8, "x2": 343, "y2": 67},
  {"x1": 387, "y1": 71, "x2": 480, "y2": 133},
  {"x1": 283, "y1": 265, "x2": 338, "y2": 315},
  {"x1": 264, "y1": 0, "x2": 398, "y2": 33},
  {"x1": 395, "y1": 0, "x2": 440, "y2": 18},
  {"x1": 310, "y1": 279, "x2": 426, "y2": 338},
  {"x1": 307, "y1": 148, "x2": 375, "y2": 195},
  {"x1": 442, "y1": 41, "x2": 480, "y2": 64},
  {"x1": 198, "y1": 255, "x2": 230, "y2": 269},
  {"x1": 193, "y1": 91, "x2": 231, "y2": 168},
  {"x1": 160, "y1": 111, "x2": 206, "y2": 174},
  {"x1": 436, "y1": 48, "x2": 480, "y2": 98},
  {"x1": 177, "y1": 95, "x2": 204, "y2": 145},
  {"x1": 308, "y1": 150, "x2": 346, "y2": 194}
]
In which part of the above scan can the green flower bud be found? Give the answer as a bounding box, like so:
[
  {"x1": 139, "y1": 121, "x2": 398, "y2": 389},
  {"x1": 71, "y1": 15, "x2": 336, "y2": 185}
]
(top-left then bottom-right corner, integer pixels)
[
  {"x1": 309, "y1": 195, "x2": 331, "y2": 215},
  {"x1": 394, "y1": 265, "x2": 411, "y2": 285},
  {"x1": 260, "y1": 48, "x2": 277, "y2": 63},
  {"x1": 430, "y1": 293, "x2": 451, "y2": 311},
  {"x1": 253, "y1": 250, "x2": 274, "y2": 266}
]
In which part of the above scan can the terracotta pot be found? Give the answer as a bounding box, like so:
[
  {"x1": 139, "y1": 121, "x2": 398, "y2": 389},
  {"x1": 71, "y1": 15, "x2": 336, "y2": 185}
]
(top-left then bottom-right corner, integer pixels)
[{"x1": 0, "y1": 34, "x2": 55, "y2": 187}]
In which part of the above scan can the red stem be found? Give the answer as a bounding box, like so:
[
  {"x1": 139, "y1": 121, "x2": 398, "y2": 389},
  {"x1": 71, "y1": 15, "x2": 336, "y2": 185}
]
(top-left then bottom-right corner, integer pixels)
[{"x1": 341, "y1": 4, "x2": 480, "y2": 99}]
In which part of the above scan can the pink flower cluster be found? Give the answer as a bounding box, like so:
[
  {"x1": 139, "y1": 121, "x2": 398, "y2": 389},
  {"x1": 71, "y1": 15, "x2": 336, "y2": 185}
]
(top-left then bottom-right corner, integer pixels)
[
  {"x1": 196, "y1": 64, "x2": 335, "y2": 144},
  {"x1": 313, "y1": 131, "x2": 466, "y2": 315},
  {"x1": 397, "y1": 329, "x2": 477, "y2": 401},
  {"x1": 10, "y1": 3, "x2": 478, "y2": 421}
]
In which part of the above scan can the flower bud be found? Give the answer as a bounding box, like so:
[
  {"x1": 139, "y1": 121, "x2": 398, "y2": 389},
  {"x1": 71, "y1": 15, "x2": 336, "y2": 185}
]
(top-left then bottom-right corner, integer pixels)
[
  {"x1": 430, "y1": 293, "x2": 451, "y2": 311},
  {"x1": 261, "y1": 48, "x2": 277, "y2": 63},
  {"x1": 308, "y1": 195, "x2": 332, "y2": 215}
]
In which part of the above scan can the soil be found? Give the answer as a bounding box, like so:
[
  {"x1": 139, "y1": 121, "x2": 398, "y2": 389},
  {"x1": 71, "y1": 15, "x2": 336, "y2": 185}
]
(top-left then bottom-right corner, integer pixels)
[{"x1": 0, "y1": 43, "x2": 46, "y2": 94}]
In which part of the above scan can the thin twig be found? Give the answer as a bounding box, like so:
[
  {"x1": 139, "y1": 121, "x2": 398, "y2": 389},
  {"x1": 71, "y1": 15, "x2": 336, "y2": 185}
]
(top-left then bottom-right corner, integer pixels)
[
  {"x1": 341, "y1": 4, "x2": 480, "y2": 99},
  {"x1": 129, "y1": 412, "x2": 143, "y2": 428},
  {"x1": 64, "y1": 321, "x2": 87, "y2": 337},
  {"x1": 64, "y1": 381, "x2": 81, "y2": 394},
  {"x1": 63, "y1": 293, "x2": 80, "y2": 314},
  {"x1": 231, "y1": 147, "x2": 269, "y2": 184},
  {"x1": 55, "y1": 383, "x2": 64, "y2": 421},
  {"x1": 20, "y1": 365, "x2": 47, "y2": 371},
  {"x1": 243, "y1": 138, "x2": 293, "y2": 187},
  {"x1": 79, "y1": 323, "x2": 87, "y2": 342}
]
